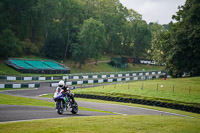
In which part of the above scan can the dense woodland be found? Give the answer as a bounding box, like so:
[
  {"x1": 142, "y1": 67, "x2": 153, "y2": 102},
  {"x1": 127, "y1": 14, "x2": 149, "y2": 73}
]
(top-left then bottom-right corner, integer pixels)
[{"x1": 0, "y1": 0, "x2": 199, "y2": 76}]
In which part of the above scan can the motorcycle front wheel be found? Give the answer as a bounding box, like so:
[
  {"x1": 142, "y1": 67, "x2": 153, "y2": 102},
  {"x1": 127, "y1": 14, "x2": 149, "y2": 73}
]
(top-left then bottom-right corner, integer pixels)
[{"x1": 56, "y1": 100, "x2": 64, "y2": 115}]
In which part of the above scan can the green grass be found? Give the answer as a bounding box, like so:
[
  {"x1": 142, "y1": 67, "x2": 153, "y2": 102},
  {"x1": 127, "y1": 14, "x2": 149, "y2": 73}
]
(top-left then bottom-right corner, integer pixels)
[
  {"x1": 0, "y1": 94, "x2": 113, "y2": 114},
  {"x1": 0, "y1": 88, "x2": 33, "y2": 91},
  {"x1": 71, "y1": 77, "x2": 200, "y2": 108},
  {"x1": 66, "y1": 60, "x2": 164, "y2": 74},
  {"x1": 0, "y1": 93, "x2": 55, "y2": 107},
  {"x1": 0, "y1": 56, "x2": 164, "y2": 76},
  {"x1": 0, "y1": 63, "x2": 22, "y2": 75},
  {"x1": 0, "y1": 115, "x2": 199, "y2": 133}
]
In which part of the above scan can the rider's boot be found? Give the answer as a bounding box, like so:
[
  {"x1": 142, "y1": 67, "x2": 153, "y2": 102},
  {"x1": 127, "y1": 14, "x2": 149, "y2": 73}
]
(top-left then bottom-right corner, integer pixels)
[{"x1": 63, "y1": 103, "x2": 66, "y2": 111}]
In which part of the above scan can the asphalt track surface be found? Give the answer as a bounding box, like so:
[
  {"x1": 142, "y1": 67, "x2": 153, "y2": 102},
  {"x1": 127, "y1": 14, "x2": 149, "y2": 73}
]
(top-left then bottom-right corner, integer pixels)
[{"x1": 0, "y1": 83, "x2": 188, "y2": 123}]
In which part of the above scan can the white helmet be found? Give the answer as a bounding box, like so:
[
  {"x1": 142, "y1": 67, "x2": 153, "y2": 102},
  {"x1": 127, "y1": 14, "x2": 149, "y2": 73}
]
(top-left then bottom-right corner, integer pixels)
[{"x1": 58, "y1": 80, "x2": 65, "y2": 87}]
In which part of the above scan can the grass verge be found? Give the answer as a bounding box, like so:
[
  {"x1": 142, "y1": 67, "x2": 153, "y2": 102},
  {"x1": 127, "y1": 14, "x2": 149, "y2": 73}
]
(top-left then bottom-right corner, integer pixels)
[
  {"x1": 0, "y1": 88, "x2": 33, "y2": 91},
  {"x1": 0, "y1": 58, "x2": 164, "y2": 76},
  {"x1": 71, "y1": 77, "x2": 200, "y2": 108},
  {"x1": 0, "y1": 115, "x2": 199, "y2": 133},
  {"x1": 0, "y1": 94, "x2": 54, "y2": 107}
]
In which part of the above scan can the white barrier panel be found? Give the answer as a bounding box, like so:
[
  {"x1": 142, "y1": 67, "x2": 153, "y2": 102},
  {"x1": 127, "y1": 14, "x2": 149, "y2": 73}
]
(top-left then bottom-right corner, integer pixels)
[
  {"x1": 133, "y1": 73, "x2": 136, "y2": 76},
  {"x1": 77, "y1": 81, "x2": 83, "y2": 85},
  {"x1": 158, "y1": 71, "x2": 161, "y2": 74},
  {"x1": 51, "y1": 83, "x2": 58, "y2": 87},
  {"x1": 126, "y1": 74, "x2": 129, "y2": 76},
  {"x1": 7, "y1": 76, "x2": 16, "y2": 80},
  {"x1": 39, "y1": 77, "x2": 45, "y2": 80},
  {"x1": 13, "y1": 84, "x2": 21, "y2": 88},
  {"x1": 93, "y1": 75, "x2": 98, "y2": 78},
  {"x1": 66, "y1": 82, "x2": 72, "y2": 85},
  {"x1": 98, "y1": 79, "x2": 103, "y2": 83},
  {"x1": 110, "y1": 75, "x2": 114, "y2": 78},
  {"x1": 28, "y1": 84, "x2": 35, "y2": 88},
  {"x1": 126, "y1": 78, "x2": 130, "y2": 81},
  {"x1": 102, "y1": 75, "x2": 106, "y2": 78},
  {"x1": 0, "y1": 84, "x2": 5, "y2": 88},
  {"x1": 108, "y1": 79, "x2": 113, "y2": 82},
  {"x1": 88, "y1": 80, "x2": 94, "y2": 84},
  {"x1": 118, "y1": 74, "x2": 122, "y2": 77},
  {"x1": 139, "y1": 73, "x2": 143, "y2": 76},
  {"x1": 83, "y1": 76, "x2": 88, "y2": 79},
  {"x1": 134, "y1": 77, "x2": 138, "y2": 80},
  {"x1": 152, "y1": 72, "x2": 155, "y2": 75},
  {"x1": 63, "y1": 76, "x2": 68, "y2": 80},
  {"x1": 24, "y1": 77, "x2": 32, "y2": 80},
  {"x1": 117, "y1": 78, "x2": 122, "y2": 82},
  {"x1": 74, "y1": 76, "x2": 79, "y2": 79},
  {"x1": 146, "y1": 73, "x2": 149, "y2": 75}
]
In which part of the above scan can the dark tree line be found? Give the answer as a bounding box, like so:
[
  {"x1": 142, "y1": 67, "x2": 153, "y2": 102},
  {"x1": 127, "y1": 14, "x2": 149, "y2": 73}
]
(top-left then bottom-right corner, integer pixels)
[
  {"x1": 1, "y1": 0, "x2": 199, "y2": 77},
  {"x1": 0, "y1": 0, "x2": 151, "y2": 66}
]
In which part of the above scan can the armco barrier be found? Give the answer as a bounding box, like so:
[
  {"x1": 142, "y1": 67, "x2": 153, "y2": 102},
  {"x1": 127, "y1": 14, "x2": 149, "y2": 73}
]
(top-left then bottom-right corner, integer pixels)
[
  {"x1": 50, "y1": 74, "x2": 163, "y2": 87},
  {"x1": 75, "y1": 94, "x2": 200, "y2": 114},
  {"x1": 0, "y1": 83, "x2": 40, "y2": 88},
  {"x1": 0, "y1": 70, "x2": 166, "y2": 81}
]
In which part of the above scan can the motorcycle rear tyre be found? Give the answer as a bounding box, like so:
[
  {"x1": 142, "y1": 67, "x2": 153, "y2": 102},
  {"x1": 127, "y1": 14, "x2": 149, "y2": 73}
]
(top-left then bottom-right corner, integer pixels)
[{"x1": 71, "y1": 101, "x2": 78, "y2": 114}]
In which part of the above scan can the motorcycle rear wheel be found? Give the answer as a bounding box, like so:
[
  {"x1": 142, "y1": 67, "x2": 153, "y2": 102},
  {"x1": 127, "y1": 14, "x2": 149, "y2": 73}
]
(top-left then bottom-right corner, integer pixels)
[{"x1": 71, "y1": 101, "x2": 78, "y2": 114}]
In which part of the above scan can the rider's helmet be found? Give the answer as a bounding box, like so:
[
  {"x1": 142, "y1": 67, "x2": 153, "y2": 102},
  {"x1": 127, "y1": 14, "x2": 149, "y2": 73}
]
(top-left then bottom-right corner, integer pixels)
[{"x1": 58, "y1": 80, "x2": 65, "y2": 88}]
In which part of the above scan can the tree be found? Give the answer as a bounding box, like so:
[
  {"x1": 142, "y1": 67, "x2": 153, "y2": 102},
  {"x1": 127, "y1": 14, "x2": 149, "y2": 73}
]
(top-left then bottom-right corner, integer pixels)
[
  {"x1": 71, "y1": 43, "x2": 89, "y2": 68},
  {"x1": 150, "y1": 22, "x2": 168, "y2": 63},
  {"x1": 88, "y1": 0, "x2": 127, "y2": 54},
  {"x1": 0, "y1": 29, "x2": 20, "y2": 59},
  {"x1": 59, "y1": 0, "x2": 84, "y2": 61},
  {"x1": 75, "y1": 18, "x2": 106, "y2": 67},
  {"x1": 43, "y1": 22, "x2": 65, "y2": 59},
  {"x1": 167, "y1": 0, "x2": 200, "y2": 76},
  {"x1": 153, "y1": 0, "x2": 200, "y2": 77},
  {"x1": 122, "y1": 20, "x2": 151, "y2": 58},
  {"x1": 0, "y1": 0, "x2": 153, "y2": 64}
]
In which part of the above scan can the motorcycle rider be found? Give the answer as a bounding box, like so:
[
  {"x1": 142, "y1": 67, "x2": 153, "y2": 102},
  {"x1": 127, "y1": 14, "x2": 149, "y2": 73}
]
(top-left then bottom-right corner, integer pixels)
[{"x1": 56, "y1": 80, "x2": 75, "y2": 105}]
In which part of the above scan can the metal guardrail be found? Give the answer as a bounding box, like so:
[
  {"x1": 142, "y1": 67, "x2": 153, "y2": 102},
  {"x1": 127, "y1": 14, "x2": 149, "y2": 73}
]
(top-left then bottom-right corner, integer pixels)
[
  {"x1": 51, "y1": 74, "x2": 164, "y2": 87},
  {"x1": 0, "y1": 83, "x2": 40, "y2": 89},
  {"x1": 0, "y1": 70, "x2": 166, "y2": 88},
  {"x1": 0, "y1": 70, "x2": 165, "y2": 81}
]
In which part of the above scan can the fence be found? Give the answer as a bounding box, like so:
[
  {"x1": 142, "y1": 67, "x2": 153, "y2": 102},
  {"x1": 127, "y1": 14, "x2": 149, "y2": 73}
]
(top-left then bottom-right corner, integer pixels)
[
  {"x1": 0, "y1": 83, "x2": 40, "y2": 88},
  {"x1": 51, "y1": 73, "x2": 164, "y2": 87},
  {"x1": 0, "y1": 70, "x2": 165, "y2": 81},
  {"x1": 0, "y1": 70, "x2": 166, "y2": 88}
]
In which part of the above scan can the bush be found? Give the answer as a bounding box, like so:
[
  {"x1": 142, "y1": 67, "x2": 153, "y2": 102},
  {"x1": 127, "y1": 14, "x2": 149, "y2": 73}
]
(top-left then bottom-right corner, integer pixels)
[{"x1": 108, "y1": 59, "x2": 121, "y2": 68}]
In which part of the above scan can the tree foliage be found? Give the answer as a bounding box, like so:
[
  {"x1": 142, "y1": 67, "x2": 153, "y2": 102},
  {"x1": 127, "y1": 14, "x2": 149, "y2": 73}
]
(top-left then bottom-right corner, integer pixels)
[
  {"x1": 0, "y1": 29, "x2": 20, "y2": 58},
  {"x1": 168, "y1": 0, "x2": 200, "y2": 76},
  {"x1": 152, "y1": 0, "x2": 200, "y2": 77},
  {"x1": 78, "y1": 18, "x2": 106, "y2": 65},
  {"x1": 0, "y1": 0, "x2": 154, "y2": 68}
]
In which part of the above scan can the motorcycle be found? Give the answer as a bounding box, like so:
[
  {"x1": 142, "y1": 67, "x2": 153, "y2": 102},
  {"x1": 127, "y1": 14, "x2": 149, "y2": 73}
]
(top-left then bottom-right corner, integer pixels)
[{"x1": 53, "y1": 88, "x2": 78, "y2": 115}]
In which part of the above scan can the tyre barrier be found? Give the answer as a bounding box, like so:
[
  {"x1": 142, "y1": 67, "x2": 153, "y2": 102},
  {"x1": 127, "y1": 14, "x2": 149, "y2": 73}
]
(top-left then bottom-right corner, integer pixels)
[{"x1": 75, "y1": 94, "x2": 200, "y2": 114}]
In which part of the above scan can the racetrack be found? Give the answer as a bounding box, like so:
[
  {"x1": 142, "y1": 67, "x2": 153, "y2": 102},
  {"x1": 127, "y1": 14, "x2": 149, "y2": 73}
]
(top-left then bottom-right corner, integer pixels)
[{"x1": 0, "y1": 82, "x2": 189, "y2": 123}]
